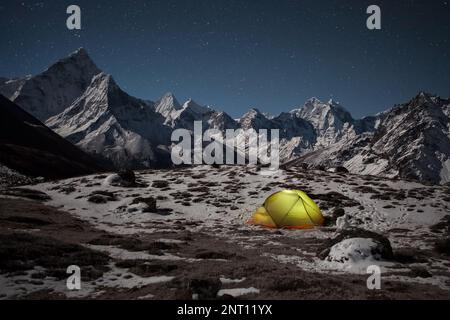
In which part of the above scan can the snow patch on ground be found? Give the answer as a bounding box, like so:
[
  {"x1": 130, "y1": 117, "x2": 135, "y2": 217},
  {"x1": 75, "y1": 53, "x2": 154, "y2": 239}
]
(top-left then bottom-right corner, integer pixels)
[
  {"x1": 220, "y1": 277, "x2": 246, "y2": 284},
  {"x1": 157, "y1": 238, "x2": 185, "y2": 245},
  {"x1": 217, "y1": 287, "x2": 260, "y2": 297},
  {"x1": 86, "y1": 244, "x2": 198, "y2": 262}
]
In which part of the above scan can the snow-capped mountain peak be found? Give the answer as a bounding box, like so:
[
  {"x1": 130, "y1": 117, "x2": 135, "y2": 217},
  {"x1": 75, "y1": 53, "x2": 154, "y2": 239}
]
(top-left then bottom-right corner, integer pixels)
[
  {"x1": 248, "y1": 107, "x2": 263, "y2": 114},
  {"x1": 285, "y1": 98, "x2": 357, "y2": 149},
  {"x1": 155, "y1": 92, "x2": 182, "y2": 119},
  {"x1": 0, "y1": 48, "x2": 101, "y2": 121},
  {"x1": 70, "y1": 47, "x2": 89, "y2": 57},
  {"x1": 207, "y1": 111, "x2": 239, "y2": 131},
  {"x1": 294, "y1": 93, "x2": 450, "y2": 184},
  {"x1": 165, "y1": 99, "x2": 214, "y2": 130},
  {"x1": 305, "y1": 97, "x2": 321, "y2": 105},
  {"x1": 46, "y1": 71, "x2": 171, "y2": 168},
  {"x1": 53, "y1": 47, "x2": 95, "y2": 69},
  {"x1": 239, "y1": 108, "x2": 273, "y2": 130},
  {"x1": 412, "y1": 91, "x2": 442, "y2": 107},
  {"x1": 181, "y1": 98, "x2": 211, "y2": 115},
  {"x1": 294, "y1": 97, "x2": 353, "y2": 122}
]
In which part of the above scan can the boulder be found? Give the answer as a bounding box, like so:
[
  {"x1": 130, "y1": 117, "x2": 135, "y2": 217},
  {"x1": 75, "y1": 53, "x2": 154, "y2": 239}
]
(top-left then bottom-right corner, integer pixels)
[
  {"x1": 187, "y1": 277, "x2": 222, "y2": 300},
  {"x1": 318, "y1": 228, "x2": 393, "y2": 260},
  {"x1": 131, "y1": 197, "x2": 157, "y2": 213},
  {"x1": 117, "y1": 169, "x2": 137, "y2": 187},
  {"x1": 334, "y1": 166, "x2": 349, "y2": 173},
  {"x1": 87, "y1": 191, "x2": 117, "y2": 204},
  {"x1": 336, "y1": 215, "x2": 350, "y2": 230},
  {"x1": 435, "y1": 238, "x2": 450, "y2": 256},
  {"x1": 103, "y1": 170, "x2": 140, "y2": 187},
  {"x1": 326, "y1": 237, "x2": 389, "y2": 264},
  {"x1": 152, "y1": 180, "x2": 169, "y2": 188}
]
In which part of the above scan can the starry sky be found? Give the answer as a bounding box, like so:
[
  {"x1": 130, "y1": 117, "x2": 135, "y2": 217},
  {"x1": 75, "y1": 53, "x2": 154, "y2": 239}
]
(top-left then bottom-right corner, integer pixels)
[{"x1": 0, "y1": 0, "x2": 449, "y2": 119}]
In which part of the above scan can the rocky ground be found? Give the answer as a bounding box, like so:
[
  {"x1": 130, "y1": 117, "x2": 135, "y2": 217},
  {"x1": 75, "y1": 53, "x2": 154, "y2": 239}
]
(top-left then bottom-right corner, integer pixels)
[
  {"x1": 1, "y1": 165, "x2": 450, "y2": 300},
  {"x1": 0, "y1": 164, "x2": 39, "y2": 188}
]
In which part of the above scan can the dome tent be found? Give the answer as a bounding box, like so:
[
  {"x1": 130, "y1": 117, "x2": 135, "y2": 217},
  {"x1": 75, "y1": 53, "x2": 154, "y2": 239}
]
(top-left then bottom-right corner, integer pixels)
[{"x1": 248, "y1": 190, "x2": 324, "y2": 229}]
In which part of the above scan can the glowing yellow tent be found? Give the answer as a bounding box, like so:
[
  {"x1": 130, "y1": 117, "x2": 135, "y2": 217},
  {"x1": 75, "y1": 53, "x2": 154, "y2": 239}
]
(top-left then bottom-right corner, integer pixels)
[{"x1": 248, "y1": 190, "x2": 324, "y2": 229}]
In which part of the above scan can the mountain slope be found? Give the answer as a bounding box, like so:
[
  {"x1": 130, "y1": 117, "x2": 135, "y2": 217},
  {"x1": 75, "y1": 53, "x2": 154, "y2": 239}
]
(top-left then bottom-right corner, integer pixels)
[
  {"x1": 292, "y1": 93, "x2": 450, "y2": 184},
  {"x1": 272, "y1": 112, "x2": 317, "y2": 160},
  {"x1": 0, "y1": 94, "x2": 105, "y2": 179},
  {"x1": 290, "y1": 98, "x2": 363, "y2": 149},
  {"x1": 0, "y1": 48, "x2": 101, "y2": 121},
  {"x1": 369, "y1": 93, "x2": 450, "y2": 183},
  {"x1": 46, "y1": 73, "x2": 172, "y2": 169}
]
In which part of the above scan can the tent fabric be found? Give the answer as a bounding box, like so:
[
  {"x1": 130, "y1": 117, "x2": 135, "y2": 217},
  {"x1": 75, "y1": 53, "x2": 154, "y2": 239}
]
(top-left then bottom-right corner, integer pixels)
[{"x1": 248, "y1": 190, "x2": 324, "y2": 229}]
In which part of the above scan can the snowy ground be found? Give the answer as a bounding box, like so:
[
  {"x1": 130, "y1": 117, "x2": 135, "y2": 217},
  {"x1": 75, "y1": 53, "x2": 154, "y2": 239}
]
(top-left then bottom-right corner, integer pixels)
[{"x1": 1, "y1": 165, "x2": 450, "y2": 299}]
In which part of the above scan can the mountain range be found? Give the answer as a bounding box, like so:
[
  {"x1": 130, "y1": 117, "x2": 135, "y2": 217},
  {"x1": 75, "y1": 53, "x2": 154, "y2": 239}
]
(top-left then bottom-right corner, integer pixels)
[{"x1": 1, "y1": 48, "x2": 449, "y2": 184}]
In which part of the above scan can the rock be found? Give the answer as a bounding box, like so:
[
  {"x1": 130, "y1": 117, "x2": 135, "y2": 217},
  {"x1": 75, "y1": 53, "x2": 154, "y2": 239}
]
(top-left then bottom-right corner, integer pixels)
[
  {"x1": 393, "y1": 248, "x2": 428, "y2": 264},
  {"x1": 324, "y1": 207, "x2": 347, "y2": 227},
  {"x1": 334, "y1": 166, "x2": 349, "y2": 173},
  {"x1": 87, "y1": 195, "x2": 107, "y2": 204},
  {"x1": 410, "y1": 267, "x2": 432, "y2": 278},
  {"x1": 326, "y1": 237, "x2": 388, "y2": 264},
  {"x1": 152, "y1": 180, "x2": 169, "y2": 188},
  {"x1": 430, "y1": 215, "x2": 450, "y2": 234},
  {"x1": 332, "y1": 207, "x2": 346, "y2": 218},
  {"x1": 268, "y1": 277, "x2": 308, "y2": 292},
  {"x1": 131, "y1": 197, "x2": 157, "y2": 213},
  {"x1": 155, "y1": 208, "x2": 174, "y2": 216},
  {"x1": 435, "y1": 238, "x2": 450, "y2": 256},
  {"x1": 310, "y1": 192, "x2": 360, "y2": 209},
  {"x1": 60, "y1": 185, "x2": 76, "y2": 194},
  {"x1": 336, "y1": 215, "x2": 350, "y2": 230},
  {"x1": 293, "y1": 162, "x2": 308, "y2": 170},
  {"x1": 118, "y1": 170, "x2": 136, "y2": 187},
  {"x1": 318, "y1": 228, "x2": 393, "y2": 260},
  {"x1": 187, "y1": 277, "x2": 222, "y2": 300},
  {"x1": 195, "y1": 251, "x2": 235, "y2": 260},
  {"x1": 0, "y1": 188, "x2": 51, "y2": 202},
  {"x1": 88, "y1": 191, "x2": 117, "y2": 204},
  {"x1": 136, "y1": 262, "x2": 178, "y2": 275},
  {"x1": 103, "y1": 170, "x2": 139, "y2": 187}
]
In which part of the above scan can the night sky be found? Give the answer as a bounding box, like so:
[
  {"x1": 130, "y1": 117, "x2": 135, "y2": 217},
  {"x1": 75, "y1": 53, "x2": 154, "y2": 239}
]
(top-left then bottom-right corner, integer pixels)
[{"x1": 1, "y1": 0, "x2": 449, "y2": 119}]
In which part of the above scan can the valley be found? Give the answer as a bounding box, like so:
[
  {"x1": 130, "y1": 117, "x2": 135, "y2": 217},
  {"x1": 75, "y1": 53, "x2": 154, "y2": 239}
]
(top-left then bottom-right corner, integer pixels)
[{"x1": 1, "y1": 165, "x2": 450, "y2": 299}]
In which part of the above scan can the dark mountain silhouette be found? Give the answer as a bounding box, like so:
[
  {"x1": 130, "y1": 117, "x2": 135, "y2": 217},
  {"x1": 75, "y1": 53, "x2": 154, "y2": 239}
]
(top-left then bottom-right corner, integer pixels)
[{"x1": 0, "y1": 95, "x2": 108, "y2": 179}]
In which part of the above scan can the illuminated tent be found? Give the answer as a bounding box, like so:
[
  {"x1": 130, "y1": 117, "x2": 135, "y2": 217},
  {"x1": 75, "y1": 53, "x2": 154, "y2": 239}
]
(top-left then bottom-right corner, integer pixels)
[{"x1": 248, "y1": 190, "x2": 324, "y2": 229}]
